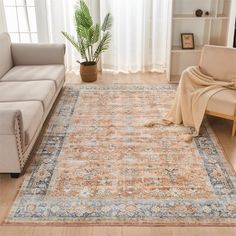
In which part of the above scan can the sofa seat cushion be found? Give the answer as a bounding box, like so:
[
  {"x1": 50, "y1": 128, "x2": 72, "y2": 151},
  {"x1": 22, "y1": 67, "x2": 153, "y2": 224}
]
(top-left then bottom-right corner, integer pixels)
[
  {"x1": 0, "y1": 81, "x2": 56, "y2": 111},
  {"x1": 0, "y1": 101, "x2": 44, "y2": 146},
  {"x1": 206, "y1": 89, "x2": 236, "y2": 117},
  {"x1": 1, "y1": 65, "x2": 65, "y2": 88}
]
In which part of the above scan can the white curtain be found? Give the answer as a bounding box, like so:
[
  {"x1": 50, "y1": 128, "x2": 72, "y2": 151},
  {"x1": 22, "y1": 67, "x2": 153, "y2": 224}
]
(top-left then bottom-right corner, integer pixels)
[
  {"x1": 46, "y1": 0, "x2": 78, "y2": 69},
  {"x1": 46, "y1": 0, "x2": 170, "y2": 72},
  {"x1": 0, "y1": 0, "x2": 7, "y2": 33},
  {"x1": 101, "y1": 0, "x2": 169, "y2": 73}
]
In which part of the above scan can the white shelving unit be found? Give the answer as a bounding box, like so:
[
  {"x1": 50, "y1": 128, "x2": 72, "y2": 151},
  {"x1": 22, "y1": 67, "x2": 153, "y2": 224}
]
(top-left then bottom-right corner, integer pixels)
[{"x1": 168, "y1": 0, "x2": 233, "y2": 83}]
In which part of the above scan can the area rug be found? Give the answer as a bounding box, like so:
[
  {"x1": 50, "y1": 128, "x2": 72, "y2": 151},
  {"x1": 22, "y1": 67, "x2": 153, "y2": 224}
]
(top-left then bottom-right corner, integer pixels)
[{"x1": 5, "y1": 84, "x2": 236, "y2": 226}]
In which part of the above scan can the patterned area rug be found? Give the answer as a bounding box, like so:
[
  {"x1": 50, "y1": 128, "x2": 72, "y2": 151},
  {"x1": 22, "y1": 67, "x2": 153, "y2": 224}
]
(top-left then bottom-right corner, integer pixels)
[{"x1": 5, "y1": 84, "x2": 236, "y2": 225}]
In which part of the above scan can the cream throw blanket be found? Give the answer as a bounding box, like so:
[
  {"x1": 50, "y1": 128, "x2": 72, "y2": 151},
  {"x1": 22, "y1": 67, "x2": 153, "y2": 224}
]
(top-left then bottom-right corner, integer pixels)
[{"x1": 147, "y1": 66, "x2": 236, "y2": 141}]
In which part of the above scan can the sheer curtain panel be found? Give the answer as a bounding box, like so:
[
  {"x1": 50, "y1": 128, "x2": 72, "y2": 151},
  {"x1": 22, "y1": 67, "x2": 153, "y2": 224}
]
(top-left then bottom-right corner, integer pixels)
[
  {"x1": 0, "y1": 0, "x2": 7, "y2": 33},
  {"x1": 100, "y1": 0, "x2": 170, "y2": 73},
  {"x1": 46, "y1": 0, "x2": 77, "y2": 69},
  {"x1": 46, "y1": 0, "x2": 170, "y2": 72}
]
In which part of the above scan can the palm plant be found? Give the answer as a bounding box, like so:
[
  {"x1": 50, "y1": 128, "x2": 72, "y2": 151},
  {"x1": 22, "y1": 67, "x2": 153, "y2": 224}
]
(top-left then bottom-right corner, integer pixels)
[{"x1": 62, "y1": 0, "x2": 112, "y2": 65}]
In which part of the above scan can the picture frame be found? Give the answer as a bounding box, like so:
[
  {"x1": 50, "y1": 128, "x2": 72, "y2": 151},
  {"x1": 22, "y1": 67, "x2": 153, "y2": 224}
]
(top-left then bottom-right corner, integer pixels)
[{"x1": 181, "y1": 33, "x2": 195, "y2": 49}]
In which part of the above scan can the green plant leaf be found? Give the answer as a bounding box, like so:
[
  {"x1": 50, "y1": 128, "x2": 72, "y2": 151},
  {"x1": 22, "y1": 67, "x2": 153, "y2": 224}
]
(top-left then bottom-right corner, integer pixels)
[
  {"x1": 86, "y1": 24, "x2": 100, "y2": 45},
  {"x1": 93, "y1": 31, "x2": 111, "y2": 61},
  {"x1": 77, "y1": 25, "x2": 88, "y2": 39},
  {"x1": 92, "y1": 24, "x2": 100, "y2": 44},
  {"x1": 74, "y1": 0, "x2": 93, "y2": 29},
  {"x1": 61, "y1": 31, "x2": 88, "y2": 61},
  {"x1": 87, "y1": 26, "x2": 94, "y2": 45},
  {"x1": 78, "y1": 38, "x2": 88, "y2": 60},
  {"x1": 79, "y1": 0, "x2": 91, "y2": 19},
  {"x1": 74, "y1": 10, "x2": 89, "y2": 31},
  {"x1": 61, "y1": 31, "x2": 79, "y2": 52},
  {"x1": 101, "y1": 13, "x2": 112, "y2": 32}
]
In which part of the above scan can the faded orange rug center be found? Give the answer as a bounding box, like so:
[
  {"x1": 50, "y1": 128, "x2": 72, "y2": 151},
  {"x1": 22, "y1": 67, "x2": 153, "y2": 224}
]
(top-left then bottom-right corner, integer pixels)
[{"x1": 5, "y1": 84, "x2": 236, "y2": 225}]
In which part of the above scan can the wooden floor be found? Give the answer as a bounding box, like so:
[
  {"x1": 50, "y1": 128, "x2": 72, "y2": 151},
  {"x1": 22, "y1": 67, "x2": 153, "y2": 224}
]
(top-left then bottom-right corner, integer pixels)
[{"x1": 0, "y1": 71, "x2": 236, "y2": 236}]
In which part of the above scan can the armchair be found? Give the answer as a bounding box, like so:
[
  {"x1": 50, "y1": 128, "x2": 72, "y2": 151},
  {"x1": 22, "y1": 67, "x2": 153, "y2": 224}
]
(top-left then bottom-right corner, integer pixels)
[{"x1": 201, "y1": 45, "x2": 236, "y2": 136}]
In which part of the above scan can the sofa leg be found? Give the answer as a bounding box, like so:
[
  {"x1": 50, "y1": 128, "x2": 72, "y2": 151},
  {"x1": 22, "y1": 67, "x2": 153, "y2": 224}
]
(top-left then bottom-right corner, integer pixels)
[
  {"x1": 10, "y1": 173, "x2": 20, "y2": 178},
  {"x1": 232, "y1": 116, "x2": 236, "y2": 136}
]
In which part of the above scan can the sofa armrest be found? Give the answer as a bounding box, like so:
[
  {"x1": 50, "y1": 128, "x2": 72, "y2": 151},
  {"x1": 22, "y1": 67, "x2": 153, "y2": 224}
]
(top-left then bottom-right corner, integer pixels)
[
  {"x1": 0, "y1": 109, "x2": 25, "y2": 173},
  {"x1": 11, "y1": 43, "x2": 65, "y2": 66},
  {"x1": 0, "y1": 109, "x2": 24, "y2": 144}
]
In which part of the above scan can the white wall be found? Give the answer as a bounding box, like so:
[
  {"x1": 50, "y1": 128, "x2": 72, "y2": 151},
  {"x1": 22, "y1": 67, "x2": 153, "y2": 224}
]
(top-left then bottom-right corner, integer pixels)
[{"x1": 228, "y1": 0, "x2": 236, "y2": 46}]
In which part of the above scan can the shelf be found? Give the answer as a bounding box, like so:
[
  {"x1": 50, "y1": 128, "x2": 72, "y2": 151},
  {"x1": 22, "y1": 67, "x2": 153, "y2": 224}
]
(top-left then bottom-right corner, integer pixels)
[
  {"x1": 173, "y1": 14, "x2": 229, "y2": 20},
  {"x1": 169, "y1": 0, "x2": 231, "y2": 83},
  {"x1": 173, "y1": 14, "x2": 213, "y2": 20},
  {"x1": 215, "y1": 14, "x2": 230, "y2": 19},
  {"x1": 171, "y1": 45, "x2": 203, "y2": 53}
]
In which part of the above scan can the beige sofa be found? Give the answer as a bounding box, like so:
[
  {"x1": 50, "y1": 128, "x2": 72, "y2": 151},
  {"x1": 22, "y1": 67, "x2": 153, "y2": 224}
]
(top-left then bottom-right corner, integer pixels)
[
  {"x1": 0, "y1": 33, "x2": 65, "y2": 177},
  {"x1": 200, "y1": 45, "x2": 236, "y2": 136}
]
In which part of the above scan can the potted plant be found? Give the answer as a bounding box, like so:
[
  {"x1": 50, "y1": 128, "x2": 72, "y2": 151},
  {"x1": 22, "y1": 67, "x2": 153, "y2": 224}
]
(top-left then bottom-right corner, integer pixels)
[{"x1": 62, "y1": 0, "x2": 112, "y2": 82}]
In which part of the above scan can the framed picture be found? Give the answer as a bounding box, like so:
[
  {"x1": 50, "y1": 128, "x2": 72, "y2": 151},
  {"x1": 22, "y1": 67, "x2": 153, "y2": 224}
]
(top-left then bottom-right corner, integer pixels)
[{"x1": 181, "y1": 33, "x2": 195, "y2": 49}]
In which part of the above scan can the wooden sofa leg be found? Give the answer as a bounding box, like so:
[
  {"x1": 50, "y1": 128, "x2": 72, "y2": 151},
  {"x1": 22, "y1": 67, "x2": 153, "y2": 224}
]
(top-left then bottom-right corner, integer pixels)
[
  {"x1": 232, "y1": 116, "x2": 236, "y2": 136},
  {"x1": 10, "y1": 173, "x2": 20, "y2": 178}
]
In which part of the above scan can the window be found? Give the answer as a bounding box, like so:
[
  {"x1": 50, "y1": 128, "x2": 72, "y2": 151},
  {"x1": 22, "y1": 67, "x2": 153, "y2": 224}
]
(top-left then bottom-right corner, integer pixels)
[{"x1": 3, "y1": 0, "x2": 38, "y2": 42}]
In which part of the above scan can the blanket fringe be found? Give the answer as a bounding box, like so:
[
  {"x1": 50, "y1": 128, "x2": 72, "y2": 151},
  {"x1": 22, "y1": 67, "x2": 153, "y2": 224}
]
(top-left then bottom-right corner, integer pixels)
[
  {"x1": 144, "y1": 119, "x2": 172, "y2": 128},
  {"x1": 145, "y1": 120, "x2": 198, "y2": 143},
  {"x1": 182, "y1": 134, "x2": 195, "y2": 142}
]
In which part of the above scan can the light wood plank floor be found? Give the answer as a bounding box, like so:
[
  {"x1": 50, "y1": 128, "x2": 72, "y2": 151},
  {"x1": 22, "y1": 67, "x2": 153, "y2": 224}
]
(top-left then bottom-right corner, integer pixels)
[{"x1": 0, "y1": 71, "x2": 236, "y2": 236}]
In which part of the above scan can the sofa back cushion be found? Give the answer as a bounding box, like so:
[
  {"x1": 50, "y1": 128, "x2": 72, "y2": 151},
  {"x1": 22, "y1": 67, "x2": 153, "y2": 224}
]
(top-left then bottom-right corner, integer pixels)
[
  {"x1": 200, "y1": 45, "x2": 236, "y2": 82},
  {"x1": 11, "y1": 43, "x2": 65, "y2": 65},
  {"x1": 0, "y1": 33, "x2": 12, "y2": 78}
]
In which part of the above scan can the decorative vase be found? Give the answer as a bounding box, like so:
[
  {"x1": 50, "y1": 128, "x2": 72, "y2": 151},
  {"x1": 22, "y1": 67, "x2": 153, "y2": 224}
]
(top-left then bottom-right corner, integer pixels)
[
  {"x1": 195, "y1": 9, "x2": 203, "y2": 17},
  {"x1": 80, "y1": 62, "x2": 97, "y2": 82}
]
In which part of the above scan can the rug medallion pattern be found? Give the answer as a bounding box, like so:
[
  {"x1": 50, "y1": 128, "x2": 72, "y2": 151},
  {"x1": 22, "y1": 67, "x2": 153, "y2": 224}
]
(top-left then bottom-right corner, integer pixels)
[{"x1": 5, "y1": 84, "x2": 236, "y2": 225}]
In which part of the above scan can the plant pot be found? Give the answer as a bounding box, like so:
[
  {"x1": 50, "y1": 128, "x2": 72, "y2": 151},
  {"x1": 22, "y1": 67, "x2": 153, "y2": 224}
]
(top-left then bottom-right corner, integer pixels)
[{"x1": 80, "y1": 62, "x2": 97, "y2": 82}]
